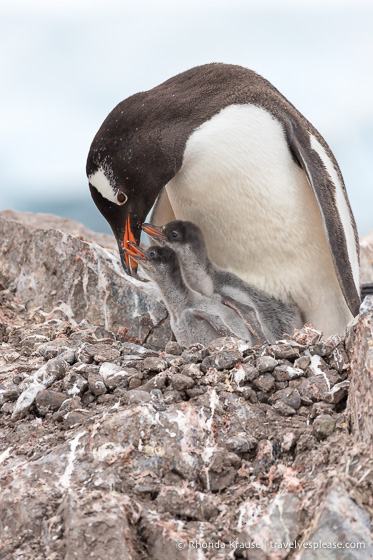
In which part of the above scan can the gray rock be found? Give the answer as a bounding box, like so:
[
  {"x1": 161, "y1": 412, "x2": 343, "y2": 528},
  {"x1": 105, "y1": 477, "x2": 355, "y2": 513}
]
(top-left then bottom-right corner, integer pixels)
[
  {"x1": 201, "y1": 350, "x2": 242, "y2": 372},
  {"x1": 253, "y1": 373, "x2": 275, "y2": 393},
  {"x1": 142, "y1": 356, "x2": 167, "y2": 372},
  {"x1": 88, "y1": 373, "x2": 107, "y2": 396},
  {"x1": 257, "y1": 356, "x2": 278, "y2": 372},
  {"x1": 294, "y1": 355, "x2": 311, "y2": 370},
  {"x1": 312, "y1": 414, "x2": 336, "y2": 440},
  {"x1": 170, "y1": 374, "x2": 195, "y2": 391},
  {"x1": 225, "y1": 434, "x2": 257, "y2": 454},
  {"x1": 267, "y1": 344, "x2": 300, "y2": 361},
  {"x1": 35, "y1": 389, "x2": 68, "y2": 415},
  {"x1": 296, "y1": 487, "x2": 373, "y2": 560},
  {"x1": 0, "y1": 214, "x2": 170, "y2": 345},
  {"x1": 324, "y1": 380, "x2": 350, "y2": 404},
  {"x1": 273, "y1": 401, "x2": 297, "y2": 416},
  {"x1": 124, "y1": 389, "x2": 152, "y2": 404},
  {"x1": 165, "y1": 341, "x2": 183, "y2": 355},
  {"x1": 273, "y1": 364, "x2": 304, "y2": 381},
  {"x1": 239, "y1": 493, "x2": 302, "y2": 558}
]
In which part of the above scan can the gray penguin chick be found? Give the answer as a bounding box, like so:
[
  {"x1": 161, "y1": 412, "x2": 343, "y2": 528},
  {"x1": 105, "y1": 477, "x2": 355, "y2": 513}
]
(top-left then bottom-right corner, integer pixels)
[
  {"x1": 142, "y1": 221, "x2": 303, "y2": 343},
  {"x1": 123, "y1": 243, "x2": 264, "y2": 348}
]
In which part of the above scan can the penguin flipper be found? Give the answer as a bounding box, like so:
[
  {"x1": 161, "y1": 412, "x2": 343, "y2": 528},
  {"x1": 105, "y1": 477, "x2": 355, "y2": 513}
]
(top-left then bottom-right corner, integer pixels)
[
  {"x1": 285, "y1": 121, "x2": 360, "y2": 317},
  {"x1": 149, "y1": 187, "x2": 176, "y2": 226},
  {"x1": 190, "y1": 310, "x2": 234, "y2": 338},
  {"x1": 221, "y1": 296, "x2": 268, "y2": 344}
]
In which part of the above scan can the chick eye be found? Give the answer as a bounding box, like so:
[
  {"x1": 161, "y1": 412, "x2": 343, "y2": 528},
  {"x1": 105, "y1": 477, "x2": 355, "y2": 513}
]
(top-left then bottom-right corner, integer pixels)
[
  {"x1": 171, "y1": 231, "x2": 178, "y2": 238},
  {"x1": 149, "y1": 250, "x2": 156, "y2": 258},
  {"x1": 117, "y1": 192, "x2": 128, "y2": 205}
]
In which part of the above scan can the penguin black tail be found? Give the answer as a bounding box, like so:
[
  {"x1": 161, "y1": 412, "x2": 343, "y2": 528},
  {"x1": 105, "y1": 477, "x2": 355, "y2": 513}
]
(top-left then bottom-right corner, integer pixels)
[{"x1": 361, "y1": 283, "x2": 373, "y2": 300}]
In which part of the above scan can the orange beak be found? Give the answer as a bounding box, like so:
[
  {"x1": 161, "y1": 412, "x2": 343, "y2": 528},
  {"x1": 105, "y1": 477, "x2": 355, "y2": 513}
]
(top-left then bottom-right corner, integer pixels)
[
  {"x1": 122, "y1": 216, "x2": 138, "y2": 272},
  {"x1": 123, "y1": 241, "x2": 146, "y2": 260},
  {"x1": 142, "y1": 223, "x2": 168, "y2": 240}
]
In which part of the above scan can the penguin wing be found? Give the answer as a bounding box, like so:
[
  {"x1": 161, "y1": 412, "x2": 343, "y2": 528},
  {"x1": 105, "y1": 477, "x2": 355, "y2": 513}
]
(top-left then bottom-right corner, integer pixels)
[
  {"x1": 221, "y1": 296, "x2": 268, "y2": 344},
  {"x1": 285, "y1": 121, "x2": 360, "y2": 316},
  {"x1": 190, "y1": 310, "x2": 235, "y2": 338}
]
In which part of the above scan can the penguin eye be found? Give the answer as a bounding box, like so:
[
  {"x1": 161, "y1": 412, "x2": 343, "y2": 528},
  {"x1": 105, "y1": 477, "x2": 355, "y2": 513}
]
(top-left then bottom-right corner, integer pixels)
[
  {"x1": 149, "y1": 250, "x2": 156, "y2": 258},
  {"x1": 117, "y1": 192, "x2": 128, "y2": 205},
  {"x1": 171, "y1": 231, "x2": 178, "y2": 239}
]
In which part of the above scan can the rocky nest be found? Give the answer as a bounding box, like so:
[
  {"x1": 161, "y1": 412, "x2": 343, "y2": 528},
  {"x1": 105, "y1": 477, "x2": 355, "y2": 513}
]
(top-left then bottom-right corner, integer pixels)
[{"x1": 0, "y1": 212, "x2": 372, "y2": 560}]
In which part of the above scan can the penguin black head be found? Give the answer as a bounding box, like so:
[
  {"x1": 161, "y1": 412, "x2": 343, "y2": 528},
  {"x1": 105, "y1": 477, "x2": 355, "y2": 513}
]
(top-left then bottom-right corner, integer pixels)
[{"x1": 86, "y1": 89, "x2": 187, "y2": 275}]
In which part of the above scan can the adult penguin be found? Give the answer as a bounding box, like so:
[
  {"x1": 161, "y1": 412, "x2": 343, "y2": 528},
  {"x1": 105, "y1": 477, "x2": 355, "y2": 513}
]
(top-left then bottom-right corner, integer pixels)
[{"x1": 86, "y1": 63, "x2": 360, "y2": 336}]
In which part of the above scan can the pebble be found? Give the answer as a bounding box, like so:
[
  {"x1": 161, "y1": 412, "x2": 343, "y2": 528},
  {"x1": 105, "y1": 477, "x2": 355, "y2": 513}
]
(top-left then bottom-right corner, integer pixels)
[
  {"x1": 124, "y1": 390, "x2": 152, "y2": 405},
  {"x1": 273, "y1": 401, "x2": 297, "y2": 416},
  {"x1": 312, "y1": 414, "x2": 336, "y2": 440},
  {"x1": 35, "y1": 389, "x2": 68, "y2": 415},
  {"x1": 142, "y1": 357, "x2": 167, "y2": 373},
  {"x1": 256, "y1": 356, "x2": 278, "y2": 373},
  {"x1": 225, "y1": 434, "x2": 257, "y2": 453},
  {"x1": 253, "y1": 373, "x2": 275, "y2": 393},
  {"x1": 273, "y1": 365, "x2": 304, "y2": 381},
  {"x1": 294, "y1": 356, "x2": 311, "y2": 370},
  {"x1": 87, "y1": 373, "x2": 107, "y2": 396},
  {"x1": 170, "y1": 374, "x2": 195, "y2": 391},
  {"x1": 266, "y1": 344, "x2": 300, "y2": 361},
  {"x1": 165, "y1": 341, "x2": 183, "y2": 355},
  {"x1": 324, "y1": 380, "x2": 350, "y2": 404},
  {"x1": 141, "y1": 372, "x2": 167, "y2": 392},
  {"x1": 201, "y1": 351, "x2": 242, "y2": 372}
]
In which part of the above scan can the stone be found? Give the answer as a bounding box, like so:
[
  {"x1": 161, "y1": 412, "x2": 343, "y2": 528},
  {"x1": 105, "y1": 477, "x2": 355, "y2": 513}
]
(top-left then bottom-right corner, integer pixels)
[
  {"x1": 273, "y1": 364, "x2": 304, "y2": 381},
  {"x1": 256, "y1": 356, "x2": 278, "y2": 372},
  {"x1": 165, "y1": 340, "x2": 183, "y2": 355},
  {"x1": 253, "y1": 373, "x2": 275, "y2": 393},
  {"x1": 87, "y1": 373, "x2": 107, "y2": 396},
  {"x1": 225, "y1": 434, "x2": 257, "y2": 454},
  {"x1": 156, "y1": 487, "x2": 219, "y2": 521},
  {"x1": 266, "y1": 344, "x2": 300, "y2": 361},
  {"x1": 201, "y1": 351, "x2": 242, "y2": 372},
  {"x1": 35, "y1": 389, "x2": 68, "y2": 415},
  {"x1": 141, "y1": 372, "x2": 168, "y2": 392},
  {"x1": 273, "y1": 401, "x2": 297, "y2": 416},
  {"x1": 239, "y1": 493, "x2": 302, "y2": 558},
  {"x1": 123, "y1": 389, "x2": 152, "y2": 404},
  {"x1": 312, "y1": 414, "x2": 336, "y2": 440},
  {"x1": 297, "y1": 487, "x2": 373, "y2": 559},
  {"x1": 99, "y1": 362, "x2": 130, "y2": 390},
  {"x1": 294, "y1": 355, "x2": 311, "y2": 370},
  {"x1": 142, "y1": 356, "x2": 167, "y2": 373},
  {"x1": 63, "y1": 372, "x2": 88, "y2": 397},
  {"x1": 0, "y1": 214, "x2": 170, "y2": 345},
  {"x1": 170, "y1": 374, "x2": 195, "y2": 391},
  {"x1": 324, "y1": 380, "x2": 350, "y2": 404},
  {"x1": 346, "y1": 297, "x2": 373, "y2": 445}
]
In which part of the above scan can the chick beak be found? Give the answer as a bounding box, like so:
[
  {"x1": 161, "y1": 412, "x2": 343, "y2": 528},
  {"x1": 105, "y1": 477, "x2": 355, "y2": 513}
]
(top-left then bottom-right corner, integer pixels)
[{"x1": 142, "y1": 223, "x2": 168, "y2": 241}]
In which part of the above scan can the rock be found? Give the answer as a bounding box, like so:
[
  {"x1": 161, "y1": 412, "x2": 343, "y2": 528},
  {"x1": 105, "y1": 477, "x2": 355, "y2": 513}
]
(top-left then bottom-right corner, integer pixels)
[
  {"x1": 99, "y1": 362, "x2": 130, "y2": 390},
  {"x1": 201, "y1": 350, "x2": 242, "y2": 372},
  {"x1": 0, "y1": 214, "x2": 170, "y2": 345},
  {"x1": 253, "y1": 373, "x2": 275, "y2": 393},
  {"x1": 35, "y1": 389, "x2": 68, "y2": 415},
  {"x1": 63, "y1": 409, "x2": 93, "y2": 428},
  {"x1": 141, "y1": 372, "x2": 168, "y2": 392},
  {"x1": 225, "y1": 434, "x2": 257, "y2": 454},
  {"x1": 170, "y1": 374, "x2": 195, "y2": 392},
  {"x1": 296, "y1": 487, "x2": 373, "y2": 559},
  {"x1": 87, "y1": 373, "x2": 107, "y2": 396},
  {"x1": 256, "y1": 356, "x2": 278, "y2": 372},
  {"x1": 239, "y1": 493, "x2": 302, "y2": 557},
  {"x1": 294, "y1": 355, "x2": 311, "y2": 370},
  {"x1": 156, "y1": 487, "x2": 219, "y2": 521},
  {"x1": 273, "y1": 401, "x2": 297, "y2": 416},
  {"x1": 142, "y1": 356, "x2": 167, "y2": 373},
  {"x1": 63, "y1": 372, "x2": 89, "y2": 396},
  {"x1": 165, "y1": 341, "x2": 183, "y2": 355},
  {"x1": 312, "y1": 414, "x2": 336, "y2": 440},
  {"x1": 324, "y1": 380, "x2": 350, "y2": 404},
  {"x1": 267, "y1": 344, "x2": 300, "y2": 361},
  {"x1": 273, "y1": 364, "x2": 304, "y2": 381},
  {"x1": 123, "y1": 389, "x2": 152, "y2": 404},
  {"x1": 346, "y1": 297, "x2": 373, "y2": 445}
]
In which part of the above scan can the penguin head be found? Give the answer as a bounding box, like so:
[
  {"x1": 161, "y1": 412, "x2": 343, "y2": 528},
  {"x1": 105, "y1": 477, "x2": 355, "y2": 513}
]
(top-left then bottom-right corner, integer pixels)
[
  {"x1": 142, "y1": 220, "x2": 208, "y2": 263},
  {"x1": 86, "y1": 92, "x2": 183, "y2": 276},
  {"x1": 123, "y1": 242, "x2": 180, "y2": 281}
]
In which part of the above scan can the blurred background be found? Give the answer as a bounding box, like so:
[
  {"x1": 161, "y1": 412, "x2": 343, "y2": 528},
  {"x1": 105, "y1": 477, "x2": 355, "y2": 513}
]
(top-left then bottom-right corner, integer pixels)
[{"x1": 1, "y1": 0, "x2": 372, "y2": 237}]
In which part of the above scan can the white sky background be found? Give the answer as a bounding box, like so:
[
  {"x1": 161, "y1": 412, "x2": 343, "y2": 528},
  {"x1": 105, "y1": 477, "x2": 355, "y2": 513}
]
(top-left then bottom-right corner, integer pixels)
[{"x1": 1, "y1": 0, "x2": 373, "y2": 235}]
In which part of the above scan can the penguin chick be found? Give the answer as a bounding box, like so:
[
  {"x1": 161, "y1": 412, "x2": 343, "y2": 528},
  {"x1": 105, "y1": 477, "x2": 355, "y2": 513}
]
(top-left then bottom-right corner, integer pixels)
[
  {"x1": 142, "y1": 220, "x2": 303, "y2": 343},
  {"x1": 123, "y1": 243, "x2": 264, "y2": 348}
]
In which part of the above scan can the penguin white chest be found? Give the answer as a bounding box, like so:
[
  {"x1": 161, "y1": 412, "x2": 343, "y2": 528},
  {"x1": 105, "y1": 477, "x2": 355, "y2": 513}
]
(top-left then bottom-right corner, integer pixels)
[{"x1": 165, "y1": 104, "x2": 352, "y2": 335}]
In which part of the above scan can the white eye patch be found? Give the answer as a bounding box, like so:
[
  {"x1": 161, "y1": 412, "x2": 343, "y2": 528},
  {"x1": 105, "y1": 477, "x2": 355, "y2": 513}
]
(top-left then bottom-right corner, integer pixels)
[{"x1": 89, "y1": 167, "x2": 119, "y2": 205}]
